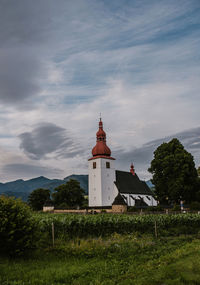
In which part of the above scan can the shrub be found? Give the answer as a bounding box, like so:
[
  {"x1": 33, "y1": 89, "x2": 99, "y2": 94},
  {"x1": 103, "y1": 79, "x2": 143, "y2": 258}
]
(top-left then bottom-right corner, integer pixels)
[
  {"x1": 172, "y1": 204, "x2": 181, "y2": 211},
  {"x1": 127, "y1": 206, "x2": 140, "y2": 212},
  {"x1": 0, "y1": 195, "x2": 38, "y2": 256},
  {"x1": 145, "y1": 206, "x2": 164, "y2": 212},
  {"x1": 190, "y1": 201, "x2": 200, "y2": 211}
]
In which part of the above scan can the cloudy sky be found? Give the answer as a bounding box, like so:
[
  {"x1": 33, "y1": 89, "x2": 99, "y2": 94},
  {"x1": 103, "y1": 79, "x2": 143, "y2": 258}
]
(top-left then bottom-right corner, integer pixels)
[{"x1": 0, "y1": 0, "x2": 200, "y2": 182}]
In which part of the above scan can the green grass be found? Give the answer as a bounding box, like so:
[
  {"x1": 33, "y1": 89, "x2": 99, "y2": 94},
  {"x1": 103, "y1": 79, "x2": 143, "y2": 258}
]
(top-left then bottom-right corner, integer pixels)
[{"x1": 1, "y1": 234, "x2": 200, "y2": 285}]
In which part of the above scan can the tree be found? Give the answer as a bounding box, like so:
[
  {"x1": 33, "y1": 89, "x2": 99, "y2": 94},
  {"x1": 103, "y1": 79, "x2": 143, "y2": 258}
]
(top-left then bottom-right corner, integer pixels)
[
  {"x1": 197, "y1": 166, "x2": 200, "y2": 177},
  {"x1": 0, "y1": 195, "x2": 38, "y2": 256},
  {"x1": 52, "y1": 179, "x2": 85, "y2": 208},
  {"x1": 28, "y1": 188, "x2": 50, "y2": 211},
  {"x1": 148, "y1": 138, "x2": 199, "y2": 204}
]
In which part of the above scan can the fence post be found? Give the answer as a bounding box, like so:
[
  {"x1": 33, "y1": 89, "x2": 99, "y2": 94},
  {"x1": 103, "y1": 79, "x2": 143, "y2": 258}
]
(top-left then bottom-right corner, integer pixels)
[
  {"x1": 154, "y1": 220, "x2": 158, "y2": 238},
  {"x1": 52, "y1": 222, "x2": 55, "y2": 247}
]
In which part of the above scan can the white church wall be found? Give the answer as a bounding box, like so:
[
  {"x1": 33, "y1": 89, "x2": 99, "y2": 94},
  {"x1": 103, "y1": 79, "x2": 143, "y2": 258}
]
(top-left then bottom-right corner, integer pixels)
[
  {"x1": 101, "y1": 158, "x2": 116, "y2": 206},
  {"x1": 88, "y1": 158, "x2": 102, "y2": 207},
  {"x1": 121, "y1": 194, "x2": 157, "y2": 206},
  {"x1": 88, "y1": 157, "x2": 116, "y2": 207}
]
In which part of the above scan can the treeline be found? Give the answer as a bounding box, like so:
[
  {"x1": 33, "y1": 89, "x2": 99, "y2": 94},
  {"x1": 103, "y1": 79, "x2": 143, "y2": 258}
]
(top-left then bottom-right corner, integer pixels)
[{"x1": 27, "y1": 179, "x2": 87, "y2": 210}]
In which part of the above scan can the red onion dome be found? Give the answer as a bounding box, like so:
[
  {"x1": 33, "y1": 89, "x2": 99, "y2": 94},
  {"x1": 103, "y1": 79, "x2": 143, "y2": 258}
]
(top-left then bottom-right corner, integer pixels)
[
  {"x1": 92, "y1": 118, "x2": 111, "y2": 157},
  {"x1": 92, "y1": 142, "x2": 111, "y2": 156},
  {"x1": 96, "y1": 128, "x2": 106, "y2": 139}
]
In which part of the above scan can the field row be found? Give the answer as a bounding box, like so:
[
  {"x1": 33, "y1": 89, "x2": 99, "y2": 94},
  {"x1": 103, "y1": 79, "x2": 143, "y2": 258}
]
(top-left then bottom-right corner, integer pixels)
[{"x1": 34, "y1": 213, "x2": 200, "y2": 237}]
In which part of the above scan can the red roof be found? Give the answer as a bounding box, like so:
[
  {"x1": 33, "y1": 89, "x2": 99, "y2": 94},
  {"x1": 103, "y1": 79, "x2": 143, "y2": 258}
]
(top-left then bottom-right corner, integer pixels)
[{"x1": 90, "y1": 118, "x2": 114, "y2": 159}]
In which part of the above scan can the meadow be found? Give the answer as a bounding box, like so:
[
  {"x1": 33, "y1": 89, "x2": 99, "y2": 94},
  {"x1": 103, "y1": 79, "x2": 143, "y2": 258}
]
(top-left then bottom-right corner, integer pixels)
[{"x1": 1, "y1": 213, "x2": 200, "y2": 285}]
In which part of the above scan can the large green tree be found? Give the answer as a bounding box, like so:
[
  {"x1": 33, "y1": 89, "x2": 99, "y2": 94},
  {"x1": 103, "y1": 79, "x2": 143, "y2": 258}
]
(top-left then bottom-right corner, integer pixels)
[
  {"x1": 52, "y1": 179, "x2": 85, "y2": 208},
  {"x1": 28, "y1": 188, "x2": 50, "y2": 211},
  {"x1": 148, "y1": 138, "x2": 199, "y2": 204}
]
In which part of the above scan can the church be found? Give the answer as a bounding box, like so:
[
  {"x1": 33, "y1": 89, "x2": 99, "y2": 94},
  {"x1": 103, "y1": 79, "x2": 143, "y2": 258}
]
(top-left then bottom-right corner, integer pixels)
[{"x1": 88, "y1": 118, "x2": 157, "y2": 207}]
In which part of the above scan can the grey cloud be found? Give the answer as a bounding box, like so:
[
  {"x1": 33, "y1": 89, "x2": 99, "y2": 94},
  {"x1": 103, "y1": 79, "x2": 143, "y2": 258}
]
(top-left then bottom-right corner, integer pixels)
[
  {"x1": 0, "y1": 0, "x2": 52, "y2": 47},
  {"x1": 2, "y1": 163, "x2": 61, "y2": 178},
  {"x1": 114, "y1": 127, "x2": 200, "y2": 178},
  {"x1": 0, "y1": 0, "x2": 55, "y2": 106},
  {"x1": 19, "y1": 122, "x2": 81, "y2": 160},
  {"x1": 0, "y1": 49, "x2": 42, "y2": 105}
]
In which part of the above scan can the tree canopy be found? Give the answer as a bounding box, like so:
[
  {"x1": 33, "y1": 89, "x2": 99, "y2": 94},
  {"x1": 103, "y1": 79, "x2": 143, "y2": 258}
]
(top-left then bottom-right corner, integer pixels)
[
  {"x1": 28, "y1": 188, "x2": 50, "y2": 211},
  {"x1": 197, "y1": 167, "x2": 200, "y2": 177},
  {"x1": 52, "y1": 179, "x2": 85, "y2": 208},
  {"x1": 148, "y1": 138, "x2": 199, "y2": 204}
]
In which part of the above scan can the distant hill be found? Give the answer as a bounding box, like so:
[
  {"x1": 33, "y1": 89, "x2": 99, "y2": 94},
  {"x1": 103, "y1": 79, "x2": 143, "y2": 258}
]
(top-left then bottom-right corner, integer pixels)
[{"x1": 0, "y1": 175, "x2": 88, "y2": 201}]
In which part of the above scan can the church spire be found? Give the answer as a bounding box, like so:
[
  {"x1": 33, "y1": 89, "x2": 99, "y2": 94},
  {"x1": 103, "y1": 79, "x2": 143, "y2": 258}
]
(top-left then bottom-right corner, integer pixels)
[
  {"x1": 91, "y1": 118, "x2": 111, "y2": 157},
  {"x1": 130, "y1": 163, "x2": 135, "y2": 175}
]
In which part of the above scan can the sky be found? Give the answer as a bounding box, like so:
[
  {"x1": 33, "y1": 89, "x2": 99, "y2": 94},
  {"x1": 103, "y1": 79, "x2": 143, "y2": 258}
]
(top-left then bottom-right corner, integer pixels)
[{"x1": 0, "y1": 0, "x2": 200, "y2": 182}]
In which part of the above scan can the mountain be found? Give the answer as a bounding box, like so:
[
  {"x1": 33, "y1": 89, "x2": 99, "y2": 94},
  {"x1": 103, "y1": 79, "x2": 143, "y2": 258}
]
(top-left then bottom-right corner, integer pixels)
[{"x1": 0, "y1": 175, "x2": 88, "y2": 201}]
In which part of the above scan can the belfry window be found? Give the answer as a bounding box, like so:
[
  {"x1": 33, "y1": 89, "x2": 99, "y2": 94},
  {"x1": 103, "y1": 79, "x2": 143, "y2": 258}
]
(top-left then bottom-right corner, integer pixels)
[
  {"x1": 106, "y1": 162, "x2": 110, "y2": 168},
  {"x1": 93, "y1": 162, "x2": 96, "y2": 169}
]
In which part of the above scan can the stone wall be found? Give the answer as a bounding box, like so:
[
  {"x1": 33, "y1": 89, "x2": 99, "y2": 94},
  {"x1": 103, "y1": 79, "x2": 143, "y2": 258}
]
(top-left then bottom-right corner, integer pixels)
[{"x1": 112, "y1": 205, "x2": 127, "y2": 213}]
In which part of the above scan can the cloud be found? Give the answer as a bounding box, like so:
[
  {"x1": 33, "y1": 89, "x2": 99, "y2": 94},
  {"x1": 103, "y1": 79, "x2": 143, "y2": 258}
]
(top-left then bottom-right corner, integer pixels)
[
  {"x1": 0, "y1": 1, "x2": 52, "y2": 106},
  {"x1": 19, "y1": 122, "x2": 81, "y2": 160},
  {"x1": 0, "y1": 49, "x2": 43, "y2": 105},
  {"x1": 114, "y1": 127, "x2": 200, "y2": 179},
  {"x1": 0, "y1": 0, "x2": 200, "y2": 181},
  {"x1": 2, "y1": 163, "x2": 61, "y2": 178}
]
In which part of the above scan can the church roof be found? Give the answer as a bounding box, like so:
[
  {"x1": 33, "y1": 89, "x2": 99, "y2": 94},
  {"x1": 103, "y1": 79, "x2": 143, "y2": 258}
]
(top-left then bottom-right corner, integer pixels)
[
  {"x1": 90, "y1": 118, "x2": 113, "y2": 159},
  {"x1": 115, "y1": 170, "x2": 153, "y2": 195},
  {"x1": 112, "y1": 193, "x2": 127, "y2": 205}
]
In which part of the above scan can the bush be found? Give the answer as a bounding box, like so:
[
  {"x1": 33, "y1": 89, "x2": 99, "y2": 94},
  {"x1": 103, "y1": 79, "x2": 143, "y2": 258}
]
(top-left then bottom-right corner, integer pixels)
[
  {"x1": 127, "y1": 206, "x2": 140, "y2": 212},
  {"x1": 145, "y1": 206, "x2": 164, "y2": 212},
  {"x1": 190, "y1": 201, "x2": 200, "y2": 211},
  {"x1": 172, "y1": 204, "x2": 181, "y2": 211},
  {"x1": 0, "y1": 195, "x2": 38, "y2": 256}
]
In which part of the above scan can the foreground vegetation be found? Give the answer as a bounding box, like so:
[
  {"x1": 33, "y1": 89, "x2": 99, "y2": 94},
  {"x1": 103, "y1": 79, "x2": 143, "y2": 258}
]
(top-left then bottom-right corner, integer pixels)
[
  {"x1": 35, "y1": 212, "x2": 200, "y2": 238},
  {"x1": 1, "y1": 234, "x2": 200, "y2": 285},
  {"x1": 1, "y1": 197, "x2": 200, "y2": 284}
]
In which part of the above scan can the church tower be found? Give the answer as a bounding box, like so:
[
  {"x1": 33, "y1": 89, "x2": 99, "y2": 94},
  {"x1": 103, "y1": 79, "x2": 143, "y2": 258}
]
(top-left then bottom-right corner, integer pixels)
[{"x1": 88, "y1": 118, "x2": 116, "y2": 207}]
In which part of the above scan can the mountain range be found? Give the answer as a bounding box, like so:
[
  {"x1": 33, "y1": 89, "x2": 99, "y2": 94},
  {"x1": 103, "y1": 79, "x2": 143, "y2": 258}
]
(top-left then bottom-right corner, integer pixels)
[
  {"x1": 0, "y1": 175, "x2": 88, "y2": 201},
  {"x1": 0, "y1": 175, "x2": 153, "y2": 201}
]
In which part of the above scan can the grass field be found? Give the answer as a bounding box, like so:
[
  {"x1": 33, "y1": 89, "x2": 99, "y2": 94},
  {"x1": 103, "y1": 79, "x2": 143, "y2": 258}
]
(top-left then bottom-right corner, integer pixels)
[{"x1": 1, "y1": 234, "x2": 200, "y2": 285}]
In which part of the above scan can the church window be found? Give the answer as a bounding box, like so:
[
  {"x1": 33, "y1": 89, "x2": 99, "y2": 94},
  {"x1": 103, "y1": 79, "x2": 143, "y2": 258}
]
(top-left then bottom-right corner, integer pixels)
[
  {"x1": 106, "y1": 162, "x2": 110, "y2": 168},
  {"x1": 93, "y1": 162, "x2": 96, "y2": 169}
]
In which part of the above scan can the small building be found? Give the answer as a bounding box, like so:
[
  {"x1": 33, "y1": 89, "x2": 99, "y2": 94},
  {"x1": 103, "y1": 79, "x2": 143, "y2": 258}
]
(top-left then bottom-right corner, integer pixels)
[
  {"x1": 43, "y1": 198, "x2": 54, "y2": 212},
  {"x1": 115, "y1": 166, "x2": 157, "y2": 207},
  {"x1": 88, "y1": 118, "x2": 157, "y2": 207},
  {"x1": 112, "y1": 192, "x2": 127, "y2": 213}
]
